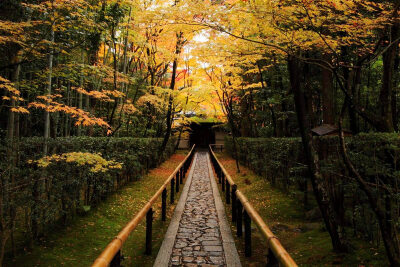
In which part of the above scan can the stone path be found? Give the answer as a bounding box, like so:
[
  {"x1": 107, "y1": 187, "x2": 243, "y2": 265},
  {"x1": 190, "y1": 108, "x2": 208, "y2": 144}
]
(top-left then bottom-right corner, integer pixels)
[
  {"x1": 154, "y1": 151, "x2": 241, "y2": 267},
  {"x1": 170, "y1": 152, "x2": 225, "y2": 266}
]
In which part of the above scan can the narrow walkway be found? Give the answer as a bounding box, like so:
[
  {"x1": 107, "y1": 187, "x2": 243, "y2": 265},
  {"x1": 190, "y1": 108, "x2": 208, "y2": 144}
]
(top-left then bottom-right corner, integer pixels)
[{"x1": 154, "y1": 151, "x2": 241, "y2": 267}]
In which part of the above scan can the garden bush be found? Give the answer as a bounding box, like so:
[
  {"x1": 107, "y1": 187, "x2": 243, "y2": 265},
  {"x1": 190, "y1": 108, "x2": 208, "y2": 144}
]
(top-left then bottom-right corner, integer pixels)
[
  {"x1": 0, "y1": 137, "x2": 175, "y2": 249},
  {"x1": 225, "y1": 134, "x2": 400, "y2": 244}
]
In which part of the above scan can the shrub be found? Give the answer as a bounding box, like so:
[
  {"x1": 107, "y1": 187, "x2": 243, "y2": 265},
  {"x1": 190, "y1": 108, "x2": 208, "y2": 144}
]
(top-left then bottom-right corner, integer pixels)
[
  {"x1": 0, "y1": 137, "x2": 175, "y2": 245},
  {"x1": 225, "y1": 134, "x2": 400, "y2": 243}
]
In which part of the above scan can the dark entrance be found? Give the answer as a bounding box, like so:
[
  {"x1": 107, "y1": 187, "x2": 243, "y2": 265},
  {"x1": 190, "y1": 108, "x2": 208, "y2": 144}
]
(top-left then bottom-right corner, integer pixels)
[{"x1": 189, "y1": 122, "x2": 216, "y2": 148}]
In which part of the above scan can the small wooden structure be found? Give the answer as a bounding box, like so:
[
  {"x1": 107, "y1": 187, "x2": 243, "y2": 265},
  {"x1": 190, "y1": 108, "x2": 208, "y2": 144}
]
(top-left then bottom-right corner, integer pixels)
[
  {"x1": 177, "y1": 138, "x2": 190, "y2": 149},
  {"x1": 187, "y1": 122, "x2": 227, "y2": 148},
  {"x1": 177, "y1": 120, "x2": 227, "y2": 149},
  {"x1": 214, "y1": 126, "x2": 226, "y2": 145},
  {"x1": 311, "y1": 124, "x2": 352, "y2": 136}
]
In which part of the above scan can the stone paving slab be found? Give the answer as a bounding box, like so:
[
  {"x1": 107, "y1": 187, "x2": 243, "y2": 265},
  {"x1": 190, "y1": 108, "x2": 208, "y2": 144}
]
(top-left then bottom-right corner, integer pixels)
[{"x1": 154, "y1": 151, "x2": 241, "y2": 267}]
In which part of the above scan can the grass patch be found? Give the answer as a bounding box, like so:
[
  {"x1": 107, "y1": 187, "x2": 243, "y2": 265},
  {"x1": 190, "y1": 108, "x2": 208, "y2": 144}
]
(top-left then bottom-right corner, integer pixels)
[
  {"x1": 5, "y1": 150, "x2": 189, "y2": 267},
  {"x1": 215, "y1": 152, "x2": 388, "y2": 266}
]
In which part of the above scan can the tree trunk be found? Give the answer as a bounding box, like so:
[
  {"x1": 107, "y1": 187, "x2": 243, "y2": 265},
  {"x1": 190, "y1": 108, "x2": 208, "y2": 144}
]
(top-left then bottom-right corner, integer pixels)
[
  {"x1": 108, "y1": 26, "x2": 120, "y2": 127},
  {"x1": 226, "y1": 95, "x2": 241, "y2": 173},
  {"x1": 321, "y1": 56, "x2": 335, "y2": 125},
  {"x1": 174, "y1": 94, "x2": 190, "y2": 151},
  {"x1": 341, "y1": 47, "x2": 360, "y2": 133},
  {"x1": 44, "y1": 25, "x2": 54, "y2": 155},
  {"x1": 160, "y1": 32, "x2": 185, "y2": 157},
  {"x1": 273, "y1": 63, "x2": 290, "y2": 136},
  {"x1": 350, "y1": 68, "x2": 361, "y2": 133},
  {"x1": 65, "y1": 81, "x2": 71, "y2": 136},
  {"x1": 288, "y1": 55, "x2": 347, "y2": 252},
  {"x1": 7, "y1": 53, "x2": 22, "y2": 140},
  {"x1": 0, "y1": 228, "x2": 9, "y2": 267},
  {"x1": 380, "y1": 23, "x2": 399, "y2": 132},
  {"x1": 393, "y1": 54, "x2": 399, "y2": 131},
  {"x1": 240, "y1": 95, "x2": 252, "y2": 137},
  {"x1": 159, "y1": 61, "x2": 176, "y2": 156},
  {"x1": 270, "y1": 106, "x2": 278, "y2": 137},
  {"x1": 77, "y1": 51, "x2": 84, "y2": 136},
  {"x1": 231, "y1": 131, "x2": 241, "y2": 173}
]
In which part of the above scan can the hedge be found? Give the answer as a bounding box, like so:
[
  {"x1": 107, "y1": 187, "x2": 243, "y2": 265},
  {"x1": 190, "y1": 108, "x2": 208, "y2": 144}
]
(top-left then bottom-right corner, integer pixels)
[
  {"x1": 225, "y1": 134, "x2": 400, "y2": 243},
  {"x1": 0, "y1": 137, "x2": 175, "y2": 245}
]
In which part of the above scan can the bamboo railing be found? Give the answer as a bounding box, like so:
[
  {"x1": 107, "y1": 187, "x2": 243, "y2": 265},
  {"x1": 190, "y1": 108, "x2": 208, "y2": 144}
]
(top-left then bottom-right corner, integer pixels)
[
  {"x1": 92, "y1": 145, "x2": 196, "y2": 267},
  {"x1": 209, "y1": 145, "x2": 298, "y2": 267}
]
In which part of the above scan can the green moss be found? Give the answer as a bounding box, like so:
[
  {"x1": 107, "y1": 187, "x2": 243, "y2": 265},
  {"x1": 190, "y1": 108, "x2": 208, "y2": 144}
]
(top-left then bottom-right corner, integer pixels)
[{"x1": 190, "y1": 116, "x2": 222, "y2": 124}]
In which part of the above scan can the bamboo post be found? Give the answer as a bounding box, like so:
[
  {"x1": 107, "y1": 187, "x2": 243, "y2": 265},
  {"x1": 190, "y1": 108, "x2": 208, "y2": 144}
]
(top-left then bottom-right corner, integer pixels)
[
  {"x1": 162, "y1": 188, "x2": 167, "y2": 221},
  {"x1": 232, "y1": 185, "x2": 237, "y2": 222},
  {"x1": 145, "y1": 208, "x2": 153, "y2": 255},
  {"x1": 244, "y1": 210, "x2": 252, "y2": 257},
  {"x1": 110, "y1": 250, "x2": 121, "y2": 267},
  {"x1": 226, "y1": 180, "x2": 230, "y2": 204},
  {"x1": 237, "y1": 200, "x2": 243, "y2": 237},
  {"x1": 184, "y1": 161, "x2": 188, "y2": 174},
  {"x1": 222, "y1": 173, "x2": 225, "y2": 192},
  {"x1": 267, "y1": 248, "x2": 279, "y2": 267},
  {"x1": 175, "y1": 175, "x2": 179, "y2": 193},
  {"x1": 170, "y1": 179, "x2": 175, "y2": 204}
]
